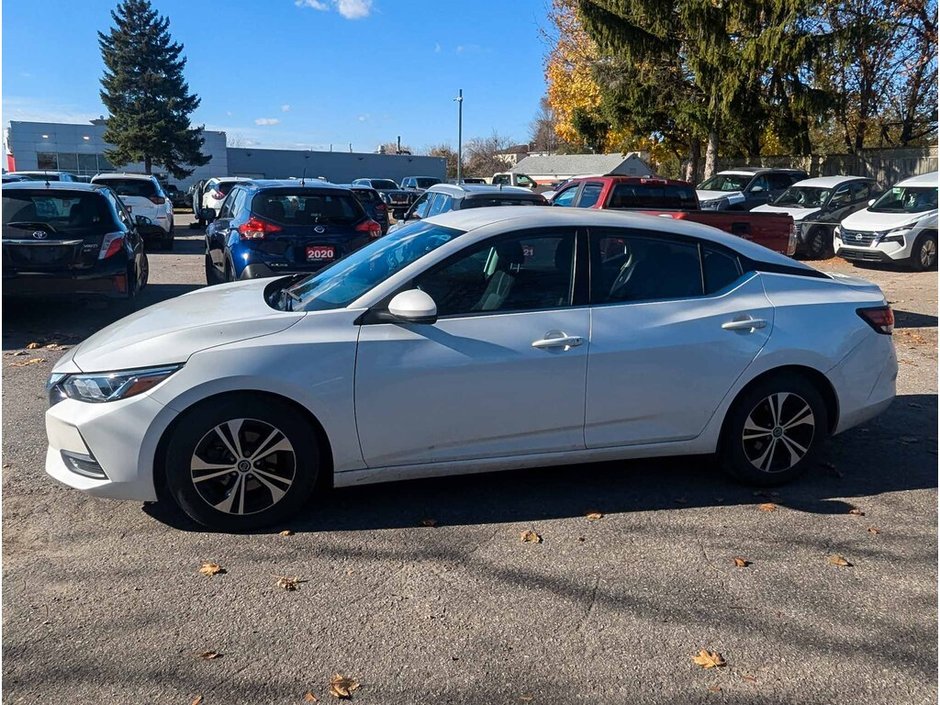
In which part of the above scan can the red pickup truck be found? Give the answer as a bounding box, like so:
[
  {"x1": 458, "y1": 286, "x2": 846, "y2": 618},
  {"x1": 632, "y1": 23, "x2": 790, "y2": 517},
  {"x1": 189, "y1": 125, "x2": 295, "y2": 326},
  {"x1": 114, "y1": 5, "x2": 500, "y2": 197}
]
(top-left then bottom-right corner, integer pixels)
[{"x1": 550, "y1": 175, "x2": 797, "y2": 255}]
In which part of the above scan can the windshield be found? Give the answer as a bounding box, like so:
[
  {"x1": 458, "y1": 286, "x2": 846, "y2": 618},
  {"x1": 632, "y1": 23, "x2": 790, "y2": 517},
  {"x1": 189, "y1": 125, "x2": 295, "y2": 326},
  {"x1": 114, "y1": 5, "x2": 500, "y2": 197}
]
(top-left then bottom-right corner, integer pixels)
[
  {"x1": 869, "y1": 186, "x2": 938, "y2": 213},
  {"x1": 698, "y1": 174, "x2": 750, "y2": 192},
  {"x1": 772, "y1": 186, "x2": 831, "y2": 208},
  {"x1": 2, "y1": 191, "x2": 113, "y2": 235},
  {"x1": 279, "y1": 221, "x2": 462, "y2": 311},
  {"x1": 370, "y1": 180, "x2": 399, "y2": 190},
  {"x1": 95, "y1": 178, "x2": 159, "y2": 198},
  {"x1": 416, "y1": 178, "x2": 441, "y2": 189}
]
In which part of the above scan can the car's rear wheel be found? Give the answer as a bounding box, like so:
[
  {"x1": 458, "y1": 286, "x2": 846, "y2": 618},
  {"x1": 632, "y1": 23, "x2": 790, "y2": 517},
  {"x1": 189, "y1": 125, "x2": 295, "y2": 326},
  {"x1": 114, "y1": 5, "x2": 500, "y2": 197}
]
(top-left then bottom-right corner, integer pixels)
[
  {"x1": 204, "y1": 254, "x2": 220, "y2": 285},
  {"x1": 164, "y1": 394, "x2": 319, "y2": 530},
  {"x1": 224, "y1": 259, "x2": 235, "y2": 283},
  {"x1": 804, "y1": 226, "x2": 834, "y2": 259},
  {"x1": 719, "y1": 373, "x2": 828, "y2": 486},
  {"x1": 910, "y1": 232, "x2": 937, "y2": 271}
]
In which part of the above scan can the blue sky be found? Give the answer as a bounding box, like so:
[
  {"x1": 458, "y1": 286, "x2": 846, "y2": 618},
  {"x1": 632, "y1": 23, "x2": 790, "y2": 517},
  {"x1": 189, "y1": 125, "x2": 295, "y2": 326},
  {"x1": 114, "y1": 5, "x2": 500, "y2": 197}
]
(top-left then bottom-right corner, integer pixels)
[{"x1": 2, "y1": 0, "x2": 554, "y2": 152}]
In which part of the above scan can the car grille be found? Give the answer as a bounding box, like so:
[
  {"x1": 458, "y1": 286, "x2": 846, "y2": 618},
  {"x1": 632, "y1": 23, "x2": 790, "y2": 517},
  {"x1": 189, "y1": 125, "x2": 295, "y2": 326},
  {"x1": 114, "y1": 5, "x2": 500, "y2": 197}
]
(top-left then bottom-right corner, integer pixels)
[
  {"x1": 840, "y1": 229, "x2": 877, "y2": 246},
  {"x1": 840, "y1": 249, "x2": 884, "y2": 261}
]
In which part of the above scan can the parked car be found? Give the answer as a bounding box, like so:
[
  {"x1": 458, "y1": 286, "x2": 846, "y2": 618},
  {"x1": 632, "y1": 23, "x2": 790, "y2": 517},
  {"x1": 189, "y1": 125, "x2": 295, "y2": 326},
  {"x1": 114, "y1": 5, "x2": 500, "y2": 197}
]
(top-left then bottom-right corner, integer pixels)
[
  {"x1": 551, "y1": 175, "x2": 797, "y2": 255},
  {"x1": 202, "y1": 177, "x2": 252, "y2": 220},
  {"x1": 697, "y1": 168, "x2": 808, "y2": 211},
  {"x1": 752, "y1": 176, "x2": 882, "y2": 259},
  {"x1": 162, "y1": 183, "x2": 189, "y2": 210},
  {"x1": 11, "y1": 170, "x2": 81, "y2": 182},
  {"x1": 43, "y1": 207, "x2": 896, "y2": 530},
  {"x1": 392, "y1": 183, "x2": 548, "y2": 231},
  {"x1": 400, "y1": 176, "x2": 442, "y2": 193},
  {"x1": 458, "y1": 177, "x2": 487, "y2": 184},
  {"x1": 3, "y1": 180, "x2": 149, "y2": 298},
  {"x1": 341, "y1": 184, "x2": 390, "y2": 234},
  {"x1": 834, "y1": 171, "x2": 938, "y2": 271},
  {"x1": 351, "y1": 178, "x2": 414, "y2": 217},
  {"x1": 492, "y1": 172, "x2": 539, "y2": 189},
  {"x1": 91, "y1": 173, "x2": 174, "y2": 250},
  {"x1": 203, "y1": 179, "x2": 382, "y2": 283}
]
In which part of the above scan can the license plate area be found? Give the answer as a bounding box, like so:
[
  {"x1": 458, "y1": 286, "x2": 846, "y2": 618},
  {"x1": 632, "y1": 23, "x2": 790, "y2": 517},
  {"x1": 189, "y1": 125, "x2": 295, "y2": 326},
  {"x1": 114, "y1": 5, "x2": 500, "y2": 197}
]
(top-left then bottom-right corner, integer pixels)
[{"x1": 306, "y1": 245, "x2": 335, "y2": 261}]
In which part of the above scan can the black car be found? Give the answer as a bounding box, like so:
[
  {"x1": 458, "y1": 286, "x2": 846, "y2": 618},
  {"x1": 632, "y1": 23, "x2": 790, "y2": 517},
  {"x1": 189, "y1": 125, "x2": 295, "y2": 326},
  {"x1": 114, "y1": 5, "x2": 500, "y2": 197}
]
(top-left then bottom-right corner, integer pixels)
[
  {"x1": 203, "y1": 179, "x2": 382, "y2": 283},
  {"x1": 2, "y1": 181, "x2": 149, "y2": 298},
  {"x1": 400, "y1": 176, "x2": 443, "y2": 193},
  {"x1": 351, "y1": 178, "x2": 415, "y2": 218},
  {"x1": 163, "y1": 183, "x2": 189, "y2": 210},
  {"x1": 395, "y1": 183, "x2": 548, "y2": 229},
  {"x1": 342, "y1": 184, "x2": 390, "y2": 234}
]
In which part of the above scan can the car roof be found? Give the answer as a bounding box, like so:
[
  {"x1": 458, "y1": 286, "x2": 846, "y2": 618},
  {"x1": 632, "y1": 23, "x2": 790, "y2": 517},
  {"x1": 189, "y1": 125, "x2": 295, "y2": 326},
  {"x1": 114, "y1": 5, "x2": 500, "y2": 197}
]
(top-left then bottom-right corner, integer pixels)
[
  {"x1": 427, "y1": 183, "x2": 536, "y2": 197},
  {"x1": 242, "y1": 179, "x2": 349, "y2": 191},
  {"x1": 717, "y1": 167, "x2": 806, "y2": 175},
  {"x1": 91, "y1": 172, "x2": 156, "y2": 181},
  {"x1": 423, "y1": 207, "x2": 815, "y2": 270},
  {"x1": 896, "y1": 171, "x2": 938, "y2": 187},
  {"x1": 2, "y1": 180, "x2": 102, "y2": 193},
  {"x1": 12, "y1": 170, "x2": 75, "y2": 176},
  {"x1": 789, "y1": 175, "x2": 871, "y2": 188},
  {"x1": 404, "y1": 176, "x2": 440, "y2": 179}
]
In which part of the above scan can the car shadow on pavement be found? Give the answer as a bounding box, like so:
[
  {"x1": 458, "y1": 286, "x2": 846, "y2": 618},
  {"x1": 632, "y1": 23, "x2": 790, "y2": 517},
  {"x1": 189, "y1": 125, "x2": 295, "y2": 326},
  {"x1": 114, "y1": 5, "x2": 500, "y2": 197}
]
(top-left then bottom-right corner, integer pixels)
[
  {"x1": 893, "y1": 309, "x2": 938, "y2": 329},
  {"x1": 144, "y1": 392, "x2": 938, "y2": 534}
]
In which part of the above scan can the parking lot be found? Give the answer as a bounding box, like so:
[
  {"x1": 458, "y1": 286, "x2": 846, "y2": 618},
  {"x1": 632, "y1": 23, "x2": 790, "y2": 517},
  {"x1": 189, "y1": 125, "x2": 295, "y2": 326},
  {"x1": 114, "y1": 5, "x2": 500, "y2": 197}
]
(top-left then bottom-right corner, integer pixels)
[{"x1": 2, "y1": 214, "x2": 937, "y2": 704}]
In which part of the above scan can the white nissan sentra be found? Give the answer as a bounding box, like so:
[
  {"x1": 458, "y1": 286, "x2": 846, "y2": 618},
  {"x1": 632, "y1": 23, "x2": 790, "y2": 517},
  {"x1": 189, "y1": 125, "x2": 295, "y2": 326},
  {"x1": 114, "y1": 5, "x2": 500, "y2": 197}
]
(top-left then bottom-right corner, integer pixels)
[{"x1": 44, "y1": 208, "x2": 898, "y2": 530}]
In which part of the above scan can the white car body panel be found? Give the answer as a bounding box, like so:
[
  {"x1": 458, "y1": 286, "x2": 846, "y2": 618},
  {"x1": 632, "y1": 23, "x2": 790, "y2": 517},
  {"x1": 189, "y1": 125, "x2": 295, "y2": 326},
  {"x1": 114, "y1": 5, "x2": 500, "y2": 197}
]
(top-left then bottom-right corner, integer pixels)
[
  {"x1": 43, "y1": 208, "x2": 898, "y2": 503},
  {"x1": 751, "y1": 203, "x2": 819, "y2": 222},
  {"x1": 696, "y1": 189, "x2": 746, "y2": 207},
  {"x1": 90, "y1": 174, "x2": 172, "y2": 234}
]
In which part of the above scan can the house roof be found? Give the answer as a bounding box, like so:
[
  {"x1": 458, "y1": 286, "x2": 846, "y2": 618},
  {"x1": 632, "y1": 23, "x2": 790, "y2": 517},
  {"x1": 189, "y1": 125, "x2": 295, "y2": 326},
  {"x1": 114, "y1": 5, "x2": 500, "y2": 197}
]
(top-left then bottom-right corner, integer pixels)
[{"x1": 511, "y1": 152, "x2": 648, "y2": 176}]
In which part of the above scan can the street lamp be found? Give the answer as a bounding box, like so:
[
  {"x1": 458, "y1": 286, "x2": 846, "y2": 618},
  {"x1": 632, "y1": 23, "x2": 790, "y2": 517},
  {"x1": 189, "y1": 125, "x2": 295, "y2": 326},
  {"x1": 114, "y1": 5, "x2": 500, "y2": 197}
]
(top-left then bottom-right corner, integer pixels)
[{"x1": 454, "y1": 88, "x2": 463, "y2": 183}]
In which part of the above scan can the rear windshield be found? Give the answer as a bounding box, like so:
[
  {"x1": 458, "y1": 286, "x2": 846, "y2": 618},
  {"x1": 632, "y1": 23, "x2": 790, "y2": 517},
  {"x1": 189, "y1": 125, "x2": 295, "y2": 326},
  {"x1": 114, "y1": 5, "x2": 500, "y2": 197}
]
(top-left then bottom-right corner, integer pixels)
[
  {"x1": 415, "y1": 178, "x2": 441, "y2": 189},
  {"x1": 608, "y1": 183, "x2": 698, "y2": 210},
  {"x1": 462, "y1": 197, "x2": 547, "y2": 209},
  {"x1": 2, "y1": 191, "x2": 114, "y2": 234},
  {"x1": 370, "y1": 180, "x2": 399, "y2": 190},
  {"x1": 95, "y1": 178, "x2": 159, "y2": 198},
  {"x1": 251, "y1": 190, "x2": 365, "y2": 225}
]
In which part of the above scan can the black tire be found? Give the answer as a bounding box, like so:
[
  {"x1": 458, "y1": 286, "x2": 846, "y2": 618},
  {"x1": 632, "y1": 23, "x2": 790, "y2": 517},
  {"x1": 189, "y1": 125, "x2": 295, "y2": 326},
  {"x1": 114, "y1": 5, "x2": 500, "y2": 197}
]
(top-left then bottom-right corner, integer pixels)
[
  {"x1": 164, "y1": 394, "x2": 319, "y2": 530},
  {"x1": 719, "y1": 372, "x2": 828, "y2": 486},
  {"x1": 804, "y1": 226, "x2": 834, "y2": 260},
  {"x1": 138, "y1": 252, "x2": 150, "y2": 291},
  {"x1": 224, "y1": 259, "x2": 235, "y2": 283},
  {"x1": 204, "y1": 254, "x2": 220, "y2": 285},
  {"x1": 909, "y1": 231, "x2": 938, "y2": 271}
]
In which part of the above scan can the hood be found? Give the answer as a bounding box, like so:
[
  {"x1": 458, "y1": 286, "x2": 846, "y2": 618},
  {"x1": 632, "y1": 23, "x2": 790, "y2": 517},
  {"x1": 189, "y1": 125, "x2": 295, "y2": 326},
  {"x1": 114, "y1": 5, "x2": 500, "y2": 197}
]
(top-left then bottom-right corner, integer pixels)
[
  {"x1": 751, "y1": 204, "x2": 819, "y2": 222},
  {"x1": 68, "y1": 279, "x2": 303, "y2": 372},
  {"x1": 840, "y1": 207, "x2": 938, "y2": 232},
  {"x1": 696, "y1": 190, "x2": 745, "y2": 205}
]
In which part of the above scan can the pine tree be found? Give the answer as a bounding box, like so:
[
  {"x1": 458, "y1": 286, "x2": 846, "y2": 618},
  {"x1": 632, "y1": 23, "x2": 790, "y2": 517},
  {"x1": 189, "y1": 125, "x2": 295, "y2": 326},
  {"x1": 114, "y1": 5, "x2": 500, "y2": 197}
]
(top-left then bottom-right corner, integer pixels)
[{"x1": 98, "y1": 0, "x2": 209, "y2": 177}]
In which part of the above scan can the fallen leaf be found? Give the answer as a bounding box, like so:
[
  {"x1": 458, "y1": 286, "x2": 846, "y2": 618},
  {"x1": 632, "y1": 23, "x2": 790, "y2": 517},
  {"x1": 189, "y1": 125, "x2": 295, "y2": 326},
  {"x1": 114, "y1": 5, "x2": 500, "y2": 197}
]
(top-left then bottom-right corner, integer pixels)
[
  {"x1": 828, "y1": 554, "x2": 853, "y2": 567},
  {"x1": 758, "y1": 502, "x2": 777, "y2": 512},
  {"x1": 10, "y1": 350, "x2": 28, "y2": 356},
  {"x1": 2, "y1": 463, "x2": 10, "y2": 469},
  {"x1": 280, "y1": 529, "x2": 295, "y2": 536},
  {"x1": 708, "y1": 685, "x2": 722, "y2": 693},
  {"x1": 276, "y1": 575, "x2": 303, "y2": 591},
  {"x1": 732, "y1": 557, "x2": 750, "y2": 568},
  {"x1": 26, "y1": 342, "x2": 40, "y2": 349},
  {"x1": 191, "y1": 697, "x2": 203, "y2": 705},
  {"x1": 11, "y1": 357, "x2": 45, "y2": 367},
  {"x1": 304, "y1": 692, "x2": 319, "y2": 702},
  {"x1": 742, "y1": 675, "x2": 758, "y2": 683},
  {"x1": 848, "y1": 507, "x2": 865, "y2": 516},
  {"x1": 197, "y1": 651, "x2": 221, "y2": 660},
  {"x1": 867, "y1": 526, "x2": 881, "y2": 535},
  {"x1": 585, "y1": 511, "x2": 604, "y2": 520},
  {"x1": 44, "y1": 343, "x2": 69, "y2": 351},
  {"x1": 198, "y1": 562, "x2": 224, "y2": 576},
  {"x1": 692, "y1": 650, "x2": 726, "y2": 669},
  {"x1": 329, "y1": 674, "x2": 360, "y2": 699},
  {"x1": 520, "y1": 695, "x2": 535, "y2": 703},
  {"x1": 520, "y1": 530, "x2": 542, "y2": 544},
  {"x1": 420, "y1": 518, "x2": 438, "y2": 527}
]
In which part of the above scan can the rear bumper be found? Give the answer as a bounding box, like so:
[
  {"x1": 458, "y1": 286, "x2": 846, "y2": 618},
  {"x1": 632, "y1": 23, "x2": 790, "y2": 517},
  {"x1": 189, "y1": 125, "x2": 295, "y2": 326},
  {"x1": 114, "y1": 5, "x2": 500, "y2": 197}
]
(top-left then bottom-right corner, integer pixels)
[{"x1": 3, "y1": 267, "x2": 129, "y2": 297}]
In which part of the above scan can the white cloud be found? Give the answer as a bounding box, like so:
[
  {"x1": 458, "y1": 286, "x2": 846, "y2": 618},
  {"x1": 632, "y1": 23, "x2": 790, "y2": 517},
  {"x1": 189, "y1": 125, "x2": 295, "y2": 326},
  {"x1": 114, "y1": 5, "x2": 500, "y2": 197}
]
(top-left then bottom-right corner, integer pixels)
[
  {"x1": 281, "y1": 104, "x2": 291, "y2": 112},
  {"x1": 255, "y1": 117, "x2": 281, "y2": 126},
  {"x1": 434, "y1": 42, "x2": 441, "y2": 53},
  {"x1": 295, "y1": 0, "x2": 372, "y2": 19},
  {"x1": 2, "y1": 96, "x2": 100, "y2": 127},
  {"x1": 357, "y1": 114, "x2": 368, "y2": 122}
]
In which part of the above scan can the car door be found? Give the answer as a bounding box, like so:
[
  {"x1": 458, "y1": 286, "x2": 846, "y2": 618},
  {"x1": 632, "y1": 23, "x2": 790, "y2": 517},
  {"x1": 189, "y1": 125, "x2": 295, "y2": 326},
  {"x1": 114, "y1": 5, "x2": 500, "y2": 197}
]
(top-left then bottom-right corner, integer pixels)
[
  {"x1": 584, "y1": 228, "x2": 774, "y2": 447},
  {"x1": 354, "y1": 227, "x2": 589, "y2": 467}
]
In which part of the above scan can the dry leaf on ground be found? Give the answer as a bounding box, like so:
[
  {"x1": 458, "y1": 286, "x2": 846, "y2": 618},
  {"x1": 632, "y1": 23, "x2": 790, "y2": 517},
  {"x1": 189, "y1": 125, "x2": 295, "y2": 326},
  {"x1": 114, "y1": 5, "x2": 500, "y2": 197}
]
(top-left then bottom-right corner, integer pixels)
[
  {"x1": 10, "y1": 351, "x2": 28, "y2": 356},
  {"x1": 520, "y1": 530, "x2": 542, "y2": 544},
  {"x1": 732, "y1": 557, "x2": 750, "y2": 568},
  {"x1": 692, "y1": 650, "x2": 726, "y2": 669},
  {"x1": 191, "y1": 697, "x2": 203, "y2": 705},
  {"x1": 280, "y1": 529, "x2": 295, "y2": 536},
  {"x1": 26, "y1": 342, "x2": 41, "y2": 349},
  {"x1": 11, "y1": 357, "x2": 45, "y2": 367},
  {"x1": 197, "y1": 651, "x2": 221, "y2": 660},
  {"x1": 585, "y1": 511, "x2": 604, "y2": 520},
  {"x1": 329, "y1": 674, "x2": 360, "y2": 699},
  {"x1": 304, "y1": 692, "x2": 319, "y2": 702},
  {"x1": 708, "y1": 685, "x2": 723, "y2": 693},
  {"x1": 828, "y1": 554, "x2": 853, "y2": 567},
  {"x1": 758, "y1": 502, "x2": 777, "y2": 512},
  {"x1": 867, "y1": 526, "x2": 881, "y2": 535},
  {"x1": 420, "y1": 518, "x2": 438, "y2": 527},
  {"x1": 742, "y1": 675, "x2": 758, "y2": 683},
  {"x1": 198, "y1": 562, "x2": 224, "y2": 576},
  {"x1": 848, "y1": 507, "x2": 865, "y2": 516},
  {"x1": 276, "y1": 575, "x2": 303, "y2": 591}
]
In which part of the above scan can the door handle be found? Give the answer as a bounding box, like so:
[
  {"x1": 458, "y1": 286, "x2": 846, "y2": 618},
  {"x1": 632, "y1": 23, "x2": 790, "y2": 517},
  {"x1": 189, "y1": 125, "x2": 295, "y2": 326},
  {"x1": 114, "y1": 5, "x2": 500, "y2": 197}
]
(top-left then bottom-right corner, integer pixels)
[
  {"x1": 722, "y1": 317, "x2": 767, "y2": 332},
  {"x1": 532, "y1": 330, "x2": 584, "y2": 351}
]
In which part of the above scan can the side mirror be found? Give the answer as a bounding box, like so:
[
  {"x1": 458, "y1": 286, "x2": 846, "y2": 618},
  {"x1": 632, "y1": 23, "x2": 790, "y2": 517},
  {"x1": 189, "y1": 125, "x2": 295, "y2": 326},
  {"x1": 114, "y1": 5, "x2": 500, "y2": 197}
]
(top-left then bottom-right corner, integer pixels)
[
  {"x1": 867, "y1": 198, "x2": 876, "y2": 206},
  {"x1": 750, "y1": 185, "x2": 765, "y2": 193},
  {"x1": 135, "y1": 214, "x2": 153, "y2": 227},
  {"x1": 201, "y1": 207, "x2": 217, "y2": 223},
  {"x1": 387, "y1": 289, "x2": 437, "y2": 324}
]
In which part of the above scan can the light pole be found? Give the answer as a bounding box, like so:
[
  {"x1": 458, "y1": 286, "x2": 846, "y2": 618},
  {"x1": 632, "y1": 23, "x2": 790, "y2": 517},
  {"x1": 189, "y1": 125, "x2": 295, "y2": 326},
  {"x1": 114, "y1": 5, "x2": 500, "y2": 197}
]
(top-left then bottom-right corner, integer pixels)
[{"x1": 455, "y1": 88, "x2": 463, "y2": 183}]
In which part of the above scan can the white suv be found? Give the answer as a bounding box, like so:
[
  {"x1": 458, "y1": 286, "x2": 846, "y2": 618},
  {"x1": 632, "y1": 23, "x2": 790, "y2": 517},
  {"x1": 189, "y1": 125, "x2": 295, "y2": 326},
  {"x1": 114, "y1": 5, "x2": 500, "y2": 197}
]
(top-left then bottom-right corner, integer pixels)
[
  {"x1": 201, "y1": 177, "x2": 252, "y2": 216},
  {"x1": 835, "y1": 172, "x2": 938, "y2": 271},
  {"x1": 91, "y1": 173, "x2": 174, "y2": 249}
]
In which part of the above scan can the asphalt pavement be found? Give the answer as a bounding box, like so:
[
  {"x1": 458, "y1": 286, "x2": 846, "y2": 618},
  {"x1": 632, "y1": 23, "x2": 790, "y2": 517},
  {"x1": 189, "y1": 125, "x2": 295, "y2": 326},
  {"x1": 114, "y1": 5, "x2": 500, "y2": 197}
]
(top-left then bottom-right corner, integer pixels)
[{"x1": 2, "y1": 214, "x2": 936, "y2": 704}]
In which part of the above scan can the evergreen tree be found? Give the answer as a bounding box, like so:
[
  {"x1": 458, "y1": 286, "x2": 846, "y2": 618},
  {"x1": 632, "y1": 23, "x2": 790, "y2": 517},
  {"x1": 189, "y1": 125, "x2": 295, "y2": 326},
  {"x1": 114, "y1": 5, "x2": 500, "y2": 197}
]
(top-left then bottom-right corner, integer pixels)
[{"x1": 98, "y1": 0, "x2": 209, "y2": 177}]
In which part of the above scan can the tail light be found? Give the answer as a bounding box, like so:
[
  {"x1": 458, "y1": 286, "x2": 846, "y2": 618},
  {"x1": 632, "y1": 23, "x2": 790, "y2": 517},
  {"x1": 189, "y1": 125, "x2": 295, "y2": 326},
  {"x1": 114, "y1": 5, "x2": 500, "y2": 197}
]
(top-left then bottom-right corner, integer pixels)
[
  {"x1": 237, "y1": 217, "x2": 283, "y2": 240},
  {"x1": 149, "y1": 196, "x2": 165, "y2": 205},
  {"x1": 356, "y1": 219, "x2": 382, "y2": 239},
  {"x1": 857, "y1": 306, "x2": 894, "y2": 335},
  {"x1": 99, "y1": 232, "x2": 125, "y2": 259},
  {"x1": 787, "y1": 222, "x2": 798, "y2": 256}
]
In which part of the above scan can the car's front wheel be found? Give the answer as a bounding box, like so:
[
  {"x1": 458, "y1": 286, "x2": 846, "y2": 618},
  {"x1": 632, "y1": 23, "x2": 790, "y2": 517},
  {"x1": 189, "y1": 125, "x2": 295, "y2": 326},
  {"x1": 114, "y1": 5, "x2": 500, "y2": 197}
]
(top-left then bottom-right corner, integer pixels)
[
  {"x1": 910, "y1": 231, "x2": 938, "y2": 271},
  {"x1": 164, "y1": 394, "x2": 320, "y2": 530},
  {"x1": 719, "y1": 373, "x2": 828, "y2": 486},
  {"x1": 804, "y1": 226, "x2": 834, "y2": 259}
]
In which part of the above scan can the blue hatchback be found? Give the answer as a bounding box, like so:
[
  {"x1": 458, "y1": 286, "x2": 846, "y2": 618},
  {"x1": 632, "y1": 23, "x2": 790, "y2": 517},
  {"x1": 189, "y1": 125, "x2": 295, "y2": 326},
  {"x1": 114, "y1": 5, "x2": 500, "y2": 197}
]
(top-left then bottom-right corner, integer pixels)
[{"x1": 204, "y1": 180, "x2": 382, "y2": 283}]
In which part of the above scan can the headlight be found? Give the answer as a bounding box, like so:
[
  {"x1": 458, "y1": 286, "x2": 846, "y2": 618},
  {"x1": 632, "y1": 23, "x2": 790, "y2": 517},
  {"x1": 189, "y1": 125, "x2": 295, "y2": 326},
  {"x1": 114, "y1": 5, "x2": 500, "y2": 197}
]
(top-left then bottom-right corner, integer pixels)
[
  {"x1": 879, "y1": 227, "x2": 910, "y2": 244},
  {"x1": 47, "y1": 365, "x2": 181, "y2": 405}
]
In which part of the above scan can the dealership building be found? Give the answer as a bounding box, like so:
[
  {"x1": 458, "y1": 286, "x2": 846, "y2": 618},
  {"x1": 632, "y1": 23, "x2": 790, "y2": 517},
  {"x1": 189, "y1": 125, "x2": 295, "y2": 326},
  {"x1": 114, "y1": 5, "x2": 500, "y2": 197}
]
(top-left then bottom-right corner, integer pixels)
[{"x1": 5, "y1": 120, "x2": 446, "y2": 188}]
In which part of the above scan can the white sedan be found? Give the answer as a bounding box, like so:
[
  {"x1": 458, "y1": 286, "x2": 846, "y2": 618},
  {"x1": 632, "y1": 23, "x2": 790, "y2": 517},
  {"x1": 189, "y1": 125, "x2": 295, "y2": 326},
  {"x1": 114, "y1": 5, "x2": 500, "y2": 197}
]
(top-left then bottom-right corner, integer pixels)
[{"x1": 44, "y1": 209, "x2": 898, "y2": 530}]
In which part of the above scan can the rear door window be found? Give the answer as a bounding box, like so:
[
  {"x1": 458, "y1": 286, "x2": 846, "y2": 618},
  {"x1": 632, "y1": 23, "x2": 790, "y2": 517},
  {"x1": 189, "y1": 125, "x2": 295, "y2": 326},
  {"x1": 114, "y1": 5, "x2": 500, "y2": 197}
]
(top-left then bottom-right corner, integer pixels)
[
  {"x1": 251, "y1": 190, "x2": 364, "y2": 225},
  {"x1": 591, "y1": 232, "x2": 704, "y2": 303}
]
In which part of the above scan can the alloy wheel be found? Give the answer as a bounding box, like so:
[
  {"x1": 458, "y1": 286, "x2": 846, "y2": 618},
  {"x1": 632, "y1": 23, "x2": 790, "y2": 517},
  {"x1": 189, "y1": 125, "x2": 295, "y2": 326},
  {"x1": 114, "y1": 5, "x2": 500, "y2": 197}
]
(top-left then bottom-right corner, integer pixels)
[
  {"x1": 190, "y1": 418, "x2": 296, "y2": 515},
  {"x1": 741, "y1": 392, "x2": 815, "y2": 473},
  {"x1": 920, "y1": 237, "x2": 936, "y2": 268}
]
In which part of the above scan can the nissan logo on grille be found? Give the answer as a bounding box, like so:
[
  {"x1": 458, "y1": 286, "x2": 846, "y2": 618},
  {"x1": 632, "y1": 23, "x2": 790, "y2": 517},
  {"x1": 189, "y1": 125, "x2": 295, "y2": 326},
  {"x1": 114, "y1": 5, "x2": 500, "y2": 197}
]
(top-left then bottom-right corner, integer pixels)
[{"x1": 32, "y1": 231, "x2": 48, "y2": 240}]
